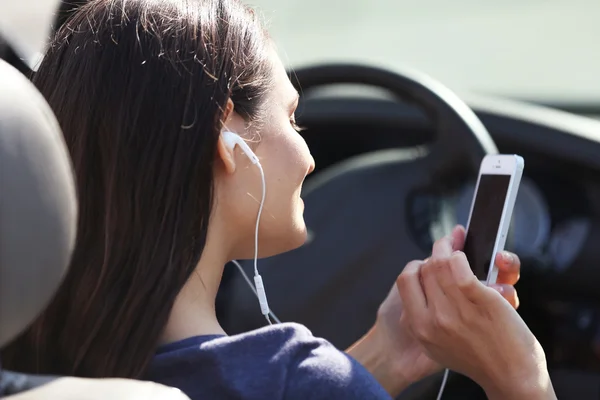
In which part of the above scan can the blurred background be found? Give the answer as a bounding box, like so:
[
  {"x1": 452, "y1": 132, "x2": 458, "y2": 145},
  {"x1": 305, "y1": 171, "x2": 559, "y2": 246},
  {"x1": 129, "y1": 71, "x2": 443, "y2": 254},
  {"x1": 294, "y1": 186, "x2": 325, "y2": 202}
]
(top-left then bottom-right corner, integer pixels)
[{"x1": 249, "y1": 0, "x2": 600, "y2": 116}]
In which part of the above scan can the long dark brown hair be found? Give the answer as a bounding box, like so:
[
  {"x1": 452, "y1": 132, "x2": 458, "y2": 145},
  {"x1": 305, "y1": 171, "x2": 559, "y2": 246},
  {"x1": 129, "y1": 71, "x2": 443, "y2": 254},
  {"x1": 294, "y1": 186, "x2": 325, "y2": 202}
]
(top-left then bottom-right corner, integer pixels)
[{"x1": 2, "y1": 0, "x2": 272, "y2": 378}]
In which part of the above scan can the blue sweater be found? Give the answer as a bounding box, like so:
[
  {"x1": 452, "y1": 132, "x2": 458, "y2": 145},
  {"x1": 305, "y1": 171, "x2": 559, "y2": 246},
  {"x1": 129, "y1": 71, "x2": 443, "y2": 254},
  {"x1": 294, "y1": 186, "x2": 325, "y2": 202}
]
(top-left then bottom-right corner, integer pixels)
[{"x1": 147, "y1": 322, "x2": 392, "y2": 400}]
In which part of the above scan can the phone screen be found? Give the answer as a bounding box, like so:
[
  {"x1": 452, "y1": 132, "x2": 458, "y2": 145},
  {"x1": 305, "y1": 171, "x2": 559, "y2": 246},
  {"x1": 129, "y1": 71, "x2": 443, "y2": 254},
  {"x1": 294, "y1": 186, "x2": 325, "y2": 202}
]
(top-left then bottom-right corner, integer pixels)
[{"x1": 463, "y1": 174, "x2": 511, "y2": 280}]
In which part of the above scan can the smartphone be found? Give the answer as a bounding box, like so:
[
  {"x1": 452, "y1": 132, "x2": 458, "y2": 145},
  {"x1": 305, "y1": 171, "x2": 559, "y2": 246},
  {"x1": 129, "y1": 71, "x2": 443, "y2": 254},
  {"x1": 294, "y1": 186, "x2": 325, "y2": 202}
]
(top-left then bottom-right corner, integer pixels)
[{"x1": 462, "y1": 154, "x2": 524, "y2": 285}]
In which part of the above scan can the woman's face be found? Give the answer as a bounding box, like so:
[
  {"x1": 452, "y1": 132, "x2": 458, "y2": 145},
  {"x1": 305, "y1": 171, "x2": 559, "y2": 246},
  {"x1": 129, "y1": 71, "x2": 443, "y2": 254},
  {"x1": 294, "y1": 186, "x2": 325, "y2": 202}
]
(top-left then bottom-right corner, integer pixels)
[{"x1": 215, "y1": 48, "x2": 315, "y2": 259}]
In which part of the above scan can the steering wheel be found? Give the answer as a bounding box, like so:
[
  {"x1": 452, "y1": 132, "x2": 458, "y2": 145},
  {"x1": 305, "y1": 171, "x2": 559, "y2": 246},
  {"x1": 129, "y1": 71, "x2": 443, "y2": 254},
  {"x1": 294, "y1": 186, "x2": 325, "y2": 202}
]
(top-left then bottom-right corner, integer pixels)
[{"x1": 218, "y1": 64, "x2": 498, "y2": 398}]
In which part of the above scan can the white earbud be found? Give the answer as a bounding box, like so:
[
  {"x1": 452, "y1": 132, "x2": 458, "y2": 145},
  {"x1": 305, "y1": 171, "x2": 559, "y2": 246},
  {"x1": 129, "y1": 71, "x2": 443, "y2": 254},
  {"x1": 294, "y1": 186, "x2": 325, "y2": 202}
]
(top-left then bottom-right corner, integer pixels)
[
  {"x1": 222, "y1": 130, "x2": 260, "y2": 165},
  {"x1": 221, "y1": 131, "x2": 273, "y2": 324}
]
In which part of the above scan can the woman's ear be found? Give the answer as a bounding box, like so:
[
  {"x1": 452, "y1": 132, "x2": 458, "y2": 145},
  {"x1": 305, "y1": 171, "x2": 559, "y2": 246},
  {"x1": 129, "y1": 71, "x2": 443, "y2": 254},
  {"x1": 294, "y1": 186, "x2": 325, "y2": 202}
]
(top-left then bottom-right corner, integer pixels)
[
  {"x1": 222, "y1": 98, "x2": 234, "y2": 125},
  {"x1": 217, "y1": 134, "x2": 236, "y2": 174},
  {"x1": 217, "y1": 99, "x2": 236, "y2": 174}
]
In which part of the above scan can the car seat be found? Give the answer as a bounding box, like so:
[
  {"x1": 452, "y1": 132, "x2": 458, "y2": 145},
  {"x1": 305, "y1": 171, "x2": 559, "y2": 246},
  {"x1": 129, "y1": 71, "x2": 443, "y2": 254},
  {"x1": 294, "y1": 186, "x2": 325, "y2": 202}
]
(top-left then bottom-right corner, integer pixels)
[{"x1": 0, "y1": 1, "x2": 189, "y2": 398}]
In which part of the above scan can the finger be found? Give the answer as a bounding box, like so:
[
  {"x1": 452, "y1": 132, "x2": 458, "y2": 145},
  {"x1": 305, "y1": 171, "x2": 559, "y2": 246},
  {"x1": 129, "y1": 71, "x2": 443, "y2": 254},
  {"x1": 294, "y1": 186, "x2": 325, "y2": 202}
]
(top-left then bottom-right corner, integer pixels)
[
  {"x1": 397, "y1": 260, "x2": 428, "y2": 315},
  {"x1": 432, "y1": 258, "x2": 463, "y2": 332},
  {"x1": 431, "y1": 235, "x2": 454, "y2": 259},
  {"x1": 450, "y1": 225, "x2": 466, "y2": 252},
  {"x1": 495, "y1": 251, "x2": 520, "y2": 285},
  {"x1": 489, "y1": 284, "x2": 520, "y2": 309},
  {"x1": 421, "y1": 259, "x2": 448, "y2": 306},
  {"x1": 448, "y1": 251, "x2": 486, "y2": 303},
  {"x1": 438, "y1": 258, "x2": 465, "y2": 302}
]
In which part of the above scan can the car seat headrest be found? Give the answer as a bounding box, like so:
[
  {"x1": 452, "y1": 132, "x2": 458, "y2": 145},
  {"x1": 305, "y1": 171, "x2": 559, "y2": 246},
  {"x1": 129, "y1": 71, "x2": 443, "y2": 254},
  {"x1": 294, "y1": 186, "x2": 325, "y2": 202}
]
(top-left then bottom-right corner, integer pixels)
[{"x1": 0, "y1": 59, "x2": 77, "y2": 348}]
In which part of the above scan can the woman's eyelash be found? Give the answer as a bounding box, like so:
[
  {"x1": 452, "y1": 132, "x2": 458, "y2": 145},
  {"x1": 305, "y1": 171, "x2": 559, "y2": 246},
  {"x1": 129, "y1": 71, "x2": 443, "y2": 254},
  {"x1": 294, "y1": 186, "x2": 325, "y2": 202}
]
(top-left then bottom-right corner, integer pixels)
[{"x1": 290, "y1": 119, "x2": 305, "y2": 132}]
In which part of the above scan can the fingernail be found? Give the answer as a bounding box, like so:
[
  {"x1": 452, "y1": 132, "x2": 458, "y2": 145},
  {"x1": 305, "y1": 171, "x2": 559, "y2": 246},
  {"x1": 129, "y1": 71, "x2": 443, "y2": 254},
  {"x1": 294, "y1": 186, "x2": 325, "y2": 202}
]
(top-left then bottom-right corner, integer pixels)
[{"x1": 502, "y1": 251, "x2": 514, "y2": 263}]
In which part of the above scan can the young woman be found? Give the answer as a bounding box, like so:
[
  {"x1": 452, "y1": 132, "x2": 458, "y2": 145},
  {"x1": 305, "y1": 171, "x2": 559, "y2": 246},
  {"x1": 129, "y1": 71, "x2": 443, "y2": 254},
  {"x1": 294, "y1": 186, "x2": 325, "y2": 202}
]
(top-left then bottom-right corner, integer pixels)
[{"x1": 2, "y1": 0, "x2": 555, "y2": 399}]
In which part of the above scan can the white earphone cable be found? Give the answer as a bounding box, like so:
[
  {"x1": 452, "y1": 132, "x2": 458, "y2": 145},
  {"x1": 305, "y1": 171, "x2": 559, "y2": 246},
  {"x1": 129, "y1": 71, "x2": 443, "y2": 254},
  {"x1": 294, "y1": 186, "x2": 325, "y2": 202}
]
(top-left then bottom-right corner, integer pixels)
[
  {"x1": 221, "y1": 131, "x2": 274, "y2": 326},
  {"x1": 251, "y1": 162, "x2": 272, "y2": 324},
  {"x1": 253, "y1": 162, "x2": 266, "y2": 277},
  {"x1": 436, "y1": 368, "x2": 450, "y2": 400},
  {"x1": 228, "y1": 147, "x2": 274, "y2": 325},
  {"x1": 231, "y1": 259, "x2": 281, "y2": 324}
]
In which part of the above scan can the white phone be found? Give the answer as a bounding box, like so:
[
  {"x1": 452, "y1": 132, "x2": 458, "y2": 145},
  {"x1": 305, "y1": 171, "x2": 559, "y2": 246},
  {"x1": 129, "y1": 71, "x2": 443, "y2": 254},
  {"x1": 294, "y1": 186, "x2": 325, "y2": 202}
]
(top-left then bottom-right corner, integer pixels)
[{"x1": 462, "y1": 154, "x2": 524, "y2": 285}]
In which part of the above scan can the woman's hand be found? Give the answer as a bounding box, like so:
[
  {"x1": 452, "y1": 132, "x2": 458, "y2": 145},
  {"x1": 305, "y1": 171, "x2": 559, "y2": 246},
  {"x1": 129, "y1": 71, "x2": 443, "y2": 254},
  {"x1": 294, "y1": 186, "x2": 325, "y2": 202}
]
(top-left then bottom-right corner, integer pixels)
[
  {"x1": 397, "y1": 234, "x2": 556, "y2": 399},
  {"x1": 347, "y1": 225, "x2": 523, "y2": 397}
]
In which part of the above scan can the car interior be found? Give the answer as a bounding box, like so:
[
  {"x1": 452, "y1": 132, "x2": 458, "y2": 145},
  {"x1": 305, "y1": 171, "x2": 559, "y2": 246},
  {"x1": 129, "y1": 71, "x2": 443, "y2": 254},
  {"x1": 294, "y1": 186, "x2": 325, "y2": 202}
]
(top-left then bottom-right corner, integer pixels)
[
  {"x1": 4, "y1": 1, "x2": 600, "y2": 399},
  {"x1": 216, "y1": 62, "x2": 600, "y2": 399}
]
